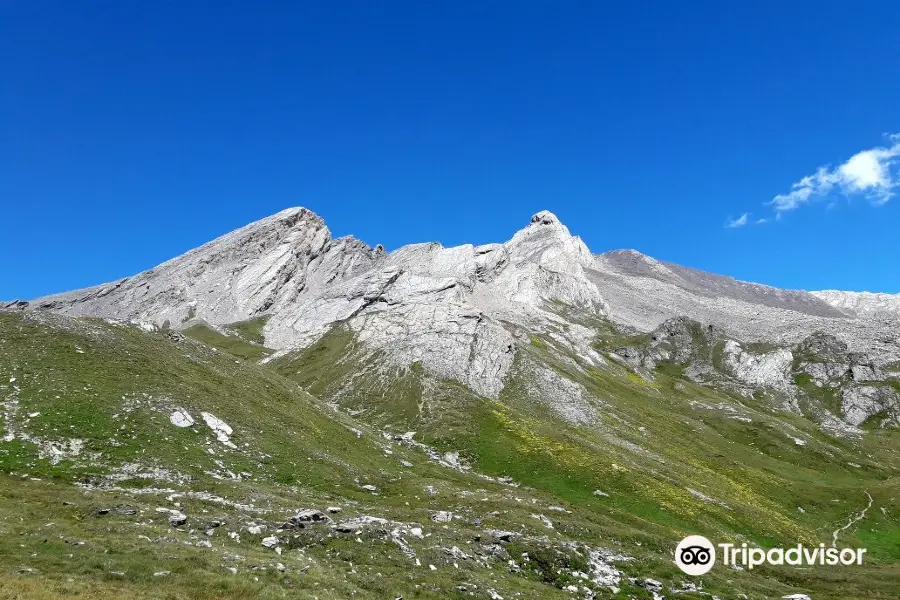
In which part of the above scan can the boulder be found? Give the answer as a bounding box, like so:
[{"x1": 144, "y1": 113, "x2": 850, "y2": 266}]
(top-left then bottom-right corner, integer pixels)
[
  {"x1": 841, "y1": 386, "x2": 900, "y2": 426},
  {"x1": 280, "y1": 509, "x2": 330, "y2": 529}
]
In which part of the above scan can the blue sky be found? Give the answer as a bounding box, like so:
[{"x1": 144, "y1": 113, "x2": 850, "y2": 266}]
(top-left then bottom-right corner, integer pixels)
[{"x1": 2, "y1": 1, "x2": 899, "y2": 299}]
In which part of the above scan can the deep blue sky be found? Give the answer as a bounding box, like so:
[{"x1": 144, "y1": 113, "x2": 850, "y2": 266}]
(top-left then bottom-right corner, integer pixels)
[{"x1": 2, "y1": 1, "x2": 899, "y2": 299}]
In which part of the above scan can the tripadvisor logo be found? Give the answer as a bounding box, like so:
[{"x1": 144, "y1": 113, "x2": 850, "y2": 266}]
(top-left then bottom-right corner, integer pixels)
[
  {"x1": 675, "y1": 536, "x2": 867, "y2": 575},
  {"x1": 675, "y1": 535, "x2": 716, "y2": 575}
]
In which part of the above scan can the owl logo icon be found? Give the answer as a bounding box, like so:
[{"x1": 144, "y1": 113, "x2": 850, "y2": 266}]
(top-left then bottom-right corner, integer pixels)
[{"x1": 675, "y1": 535, "x2": 716, "y2": 575}]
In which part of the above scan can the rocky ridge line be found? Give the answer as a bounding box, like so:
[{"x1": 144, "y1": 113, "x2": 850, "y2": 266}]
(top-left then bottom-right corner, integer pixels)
[{"x1": 11, "y1": 208, "x2": 900, "y2": 403}]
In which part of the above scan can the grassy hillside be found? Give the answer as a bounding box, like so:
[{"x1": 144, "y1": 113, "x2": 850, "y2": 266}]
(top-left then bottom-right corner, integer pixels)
[
  {"x1": 274, "y1": 326, "x2": 900, "y2": 598},
  {"x1": 1, "y1": 311, "x2": 898, "y2": 599}
]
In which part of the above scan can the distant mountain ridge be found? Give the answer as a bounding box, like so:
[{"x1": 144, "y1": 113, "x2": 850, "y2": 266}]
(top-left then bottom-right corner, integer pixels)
[
  {"x1": 811, "y1": 289, "x2": 900, "y2": 318},
  {"x1": 596, "y1": 249, "x2": 846, "y2": 318}
]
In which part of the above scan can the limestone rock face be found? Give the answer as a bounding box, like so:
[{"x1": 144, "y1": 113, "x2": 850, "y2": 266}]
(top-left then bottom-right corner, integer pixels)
[
  {"x1": 258, "y1": 210, "x2": 610, "y2": 396},
  {"x1": 646, "y1": 318, "x2": 717, "y2": 365},
  {"x1": 796, "y1": 332, "x2": 849, "y2": 362},
  {"x1": 22, "y1": 207, "x2": 900, "y2": 421},
  {"x1": 721, "y1": 340, "x2": 794, "y2": 391},
  {"x1": 801, "y1": 362, "x2": 848, "y2": 384},
  {"x1": 849, "y1": 363, "x2": 883, "y2": 383},
  {"x1": 31, "y1": 208, "x2": 382, "y2": 328},
  {"x1": 793, "y1": 332, "x2": 887, "y2": 384},
  {"x1": 841, "y1": 386, "x2": 900, "y2": 427},
  {"x1": 27, "y1": 209, "x2": 609, "y2": 398},
  {"x1": 787, "y1": 331, "x2": 898, "y2": 426},
  {"x1": 612, "y1": 317, "x2": 719, "y2": 372}
]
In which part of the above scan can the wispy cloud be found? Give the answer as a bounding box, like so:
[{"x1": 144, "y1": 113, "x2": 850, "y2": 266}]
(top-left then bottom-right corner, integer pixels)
[
  {"x1": 725, "y1": 213, "x2": 749, "y2": 228},
  {"x1": 771, "y1": 134, "x2": 900, "y2": 214},
  {"x1": 725, "y1": 134, "x2": 900, "y2": 228}
]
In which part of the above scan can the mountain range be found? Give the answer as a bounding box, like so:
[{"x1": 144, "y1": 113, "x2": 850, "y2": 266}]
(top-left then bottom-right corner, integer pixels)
[{"x1": 1, "y1": 209, "x2": 898, "y2": 600}]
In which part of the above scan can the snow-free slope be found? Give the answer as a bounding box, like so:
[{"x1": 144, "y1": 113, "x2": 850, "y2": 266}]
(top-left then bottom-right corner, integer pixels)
[{"x1": 2, "y1": 308, "x2": 899, "y2": 599}]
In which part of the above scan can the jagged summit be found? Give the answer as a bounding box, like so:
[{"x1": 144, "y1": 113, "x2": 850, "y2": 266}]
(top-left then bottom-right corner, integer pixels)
[
  {"x1": 22, "y1": 208, "x2": 609, "y2": 397},
  {"x1": 530, "y1": 210, "x2": 560, "y2": 225},
  {"x1": 29, "y1": 206, "x2": 358, "y2": 325}
]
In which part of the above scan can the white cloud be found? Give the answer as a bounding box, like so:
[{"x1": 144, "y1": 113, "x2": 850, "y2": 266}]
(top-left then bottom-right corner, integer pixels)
[
  {"x1": 770, "y1": 134, "x2": 900, "y2": 213},
  {"x1": 725, "y1": 213, "x2": 749, "y2": 228}
]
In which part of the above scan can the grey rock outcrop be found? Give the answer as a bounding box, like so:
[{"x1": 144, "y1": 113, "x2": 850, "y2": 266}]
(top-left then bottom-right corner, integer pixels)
[
  {"x1": 796, "y1": 332, "x2": 848, "y2": 362},
  {"x1": 789, "y1": 332, "x2": 898, "y2": 426},
  {"x1": 801, "y1": 362, "x2": 847, "y2": 384},
  {"x1": 849, "y1": 363, "x2": 883, "y2": 383},
  {"x1": 721, "y1": 340, "x2": 794, "y2": 392},
  {"x1": 794, "y1": 332, "x2": 887, "y2": 385},
  {"x1": 280, "y1": 509, "x2": 331, "y2": 530},
  {"x1": 841, "y1": 385, "x2": 900, "y2": 427},
  {"x1": 612, "y1": 317, "x2": 719, "y2": 372},
  {"x1": 645, "y1": 317, "x2": 718, "y2": 365}
]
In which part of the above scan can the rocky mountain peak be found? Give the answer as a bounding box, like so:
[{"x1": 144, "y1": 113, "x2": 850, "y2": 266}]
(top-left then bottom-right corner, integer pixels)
[
  {"x1": 530, "y1": 210, "x2": 560, "y2": 226},
  {"x1": 506, "y1": 210, "x2": 593, "y2": 262},
  {"x1": 271, "y1": 205, "x2": 320, "y2": 224},
  {"x1": 27, "y1": 206, "x2": 368, "y2": 328},
  {"x1": 240, "y1": 206, "x2": 328, "y2": 245}
]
